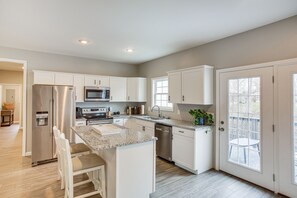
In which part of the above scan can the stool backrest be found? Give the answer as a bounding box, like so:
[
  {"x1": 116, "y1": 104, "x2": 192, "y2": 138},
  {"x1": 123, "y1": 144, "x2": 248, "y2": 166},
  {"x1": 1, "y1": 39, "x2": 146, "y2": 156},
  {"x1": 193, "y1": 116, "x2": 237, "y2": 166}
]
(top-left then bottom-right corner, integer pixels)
[
  {"x1": 53, "y1": 126, "x2": 61, "y2": 158},
  {"x1": 60, "y1": 136, "x2": 74, "y2": 197}
]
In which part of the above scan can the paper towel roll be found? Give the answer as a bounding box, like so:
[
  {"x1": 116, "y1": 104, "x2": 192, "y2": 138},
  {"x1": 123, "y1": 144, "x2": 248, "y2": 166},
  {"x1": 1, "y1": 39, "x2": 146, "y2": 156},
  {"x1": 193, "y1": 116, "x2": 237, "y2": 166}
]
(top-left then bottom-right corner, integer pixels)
[{"x1": 141, "y1": 105, "x2": 145, "y2": 115}]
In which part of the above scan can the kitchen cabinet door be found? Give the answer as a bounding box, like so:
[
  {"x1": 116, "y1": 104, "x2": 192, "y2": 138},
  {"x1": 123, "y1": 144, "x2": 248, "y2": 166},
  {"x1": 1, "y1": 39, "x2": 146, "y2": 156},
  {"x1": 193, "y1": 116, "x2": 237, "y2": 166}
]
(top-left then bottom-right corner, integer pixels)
[
  {"x1": 110, "y1": 77, "x2": 127, "y2": 102},
  {"x1": 73, "y1": 74, "x2": 85, "y2": 102},
  {"x1": 33, "y1": 70, "x2": 55, "y2": 85},
  {"x1": 145, "y1": 126, "x2": 155, "y2": 137},
  {"x1": 168, "y1": 71, "x2": 182, "y2": 103},
  {"x1": 182, "y1": 66, "x2": 213, "y2": 105},
  {"x1": 55, "y1": 72, "x2": 73, "y2": 85},
  {"x1": 172, "y1": 127, "x2": 195, "y2": 170},
  {"x1": 97, "y1": 76, "x2": 110, "y2": 87},
  {"x1": 84, "y1": 75, "x2": 98, "y2": 86},
  {"x1": 124, "y1": 118, "x2": 138, "y2": 131},
  {"x1": 85, "y1": 75, "x2": 110, "y2": 87},
  {"x1": 127, "y1": 78, "x2": 147, "y2": 102}
]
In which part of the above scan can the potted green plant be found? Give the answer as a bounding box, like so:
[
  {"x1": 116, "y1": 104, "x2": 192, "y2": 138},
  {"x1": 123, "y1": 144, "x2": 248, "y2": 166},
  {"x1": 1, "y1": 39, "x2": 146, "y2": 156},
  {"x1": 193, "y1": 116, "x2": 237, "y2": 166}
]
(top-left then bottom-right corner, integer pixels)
[{"x1": 189, "y1": 109, "x2": 214, "y2": 126}]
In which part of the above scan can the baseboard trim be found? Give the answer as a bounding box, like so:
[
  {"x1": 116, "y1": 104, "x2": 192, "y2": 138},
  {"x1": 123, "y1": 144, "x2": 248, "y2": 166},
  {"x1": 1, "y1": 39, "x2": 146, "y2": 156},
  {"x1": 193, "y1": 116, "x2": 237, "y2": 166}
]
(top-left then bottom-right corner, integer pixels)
[{"x1": 25, "y1": 152, "x2": 32, "y2": 156}]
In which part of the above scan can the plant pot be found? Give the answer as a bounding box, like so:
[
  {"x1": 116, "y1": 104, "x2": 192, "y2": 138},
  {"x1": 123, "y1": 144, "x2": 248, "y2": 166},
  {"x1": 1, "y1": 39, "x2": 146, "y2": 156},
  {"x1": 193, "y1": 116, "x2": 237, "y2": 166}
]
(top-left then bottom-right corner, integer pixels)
[{"x1": 196, "y1": 117, "x2": 205, "y2": 125}]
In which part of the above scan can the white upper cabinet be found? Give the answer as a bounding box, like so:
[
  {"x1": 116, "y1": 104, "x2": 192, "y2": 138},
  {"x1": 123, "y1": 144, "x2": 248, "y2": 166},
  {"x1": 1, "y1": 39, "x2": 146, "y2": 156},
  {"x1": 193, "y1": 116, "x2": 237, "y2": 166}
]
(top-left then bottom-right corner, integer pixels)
[
  {"x1": 73, "y1": 74, "x2": 85, "y2": 102},
  {"x1": 84, "y1": 75, "x2": 110, "y2": 87},
  {"x1": 110, "y1": 77, "x2": 127, "y2": 102},
  {"x1": 127, "y1": 78, "x2": 147, "y2": 102},
  {"x1": 168, "y1": 65, "x2": 213, "y2": 105},
  {"x1": 33, "y1": 70, "x2": 55, "y2": 85},
  {"x1": 168, "y1": 71, "x2": 182, "y2": 103},
  {"x1": 54, "y1": 72, "x2": 73, "y2": 85}
]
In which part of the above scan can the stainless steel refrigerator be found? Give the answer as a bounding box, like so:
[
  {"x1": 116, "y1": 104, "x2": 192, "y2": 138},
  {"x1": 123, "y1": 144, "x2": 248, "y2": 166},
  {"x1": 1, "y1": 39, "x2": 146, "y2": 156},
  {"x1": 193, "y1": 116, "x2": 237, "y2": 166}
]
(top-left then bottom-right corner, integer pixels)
[{"x1": 32, "y1": 85, "x2": 75, "y2": 166}]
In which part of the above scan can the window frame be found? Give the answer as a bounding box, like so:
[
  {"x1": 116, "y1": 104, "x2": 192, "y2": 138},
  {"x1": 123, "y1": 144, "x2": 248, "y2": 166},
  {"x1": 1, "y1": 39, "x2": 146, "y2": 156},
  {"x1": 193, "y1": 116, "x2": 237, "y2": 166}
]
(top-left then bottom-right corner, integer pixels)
[{"x1": 151, "y1": 76, "x2": 173, "y2": 112}]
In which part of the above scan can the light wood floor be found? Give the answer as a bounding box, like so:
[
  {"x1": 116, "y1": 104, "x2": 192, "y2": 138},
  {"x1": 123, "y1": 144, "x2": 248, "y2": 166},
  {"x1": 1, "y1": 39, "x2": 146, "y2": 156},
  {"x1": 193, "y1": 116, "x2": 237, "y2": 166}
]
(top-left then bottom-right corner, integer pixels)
[{"x1": 0, "y1": 124, "x2": 286, "y2": 198}]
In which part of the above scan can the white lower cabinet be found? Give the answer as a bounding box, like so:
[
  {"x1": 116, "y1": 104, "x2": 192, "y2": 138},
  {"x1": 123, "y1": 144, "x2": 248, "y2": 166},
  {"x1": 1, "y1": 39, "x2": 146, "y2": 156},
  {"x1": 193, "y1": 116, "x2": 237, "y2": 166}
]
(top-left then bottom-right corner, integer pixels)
[
  {"x1": 135, "y1": 119, "x2": 155, "y2": 137},
  {"x1": 123, "y1": 118, "x2": 137, "y2": 131},
  {"x1": 113, "y1": 118, "x2": 124, "y2": 126},
  {"x1": 172, "y1": 126, "x2": 213, "y2": 174}
]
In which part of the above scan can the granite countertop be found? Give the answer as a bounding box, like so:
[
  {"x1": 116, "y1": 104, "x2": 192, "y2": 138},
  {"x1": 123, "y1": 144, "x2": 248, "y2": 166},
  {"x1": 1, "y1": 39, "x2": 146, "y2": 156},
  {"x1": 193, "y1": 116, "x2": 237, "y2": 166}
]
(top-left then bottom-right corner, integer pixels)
[
  {"x1": 112, "y1": 114, "x2": 213, "y2": 131},
  {"x1": 72, "y1": 125, "x2": 157, "y2": 150}
]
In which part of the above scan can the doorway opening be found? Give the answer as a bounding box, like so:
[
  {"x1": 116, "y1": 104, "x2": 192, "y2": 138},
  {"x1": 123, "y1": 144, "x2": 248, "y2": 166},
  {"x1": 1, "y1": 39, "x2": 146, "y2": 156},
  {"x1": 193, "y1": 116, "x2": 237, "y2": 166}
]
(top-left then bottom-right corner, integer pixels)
[{"x1": 0, "y1": 58, "x2": 27, "y2": 156}]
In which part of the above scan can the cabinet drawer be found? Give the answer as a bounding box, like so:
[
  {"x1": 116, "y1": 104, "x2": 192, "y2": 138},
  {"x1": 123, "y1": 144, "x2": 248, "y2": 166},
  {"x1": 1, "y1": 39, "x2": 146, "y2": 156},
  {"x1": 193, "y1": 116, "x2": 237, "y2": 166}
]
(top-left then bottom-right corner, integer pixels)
[
  {"x1": 113, "y1": 118, "x2": 124, "y2": 126},
  {"x1": 135, "y1": 119, "x2": 155, "y2": 128},
  {"x1": 172, "y1": 127, "x2": 194, "y2": 138},
  {"x1": 75, "y1": 120, "x2": 86, "y2": 126}
]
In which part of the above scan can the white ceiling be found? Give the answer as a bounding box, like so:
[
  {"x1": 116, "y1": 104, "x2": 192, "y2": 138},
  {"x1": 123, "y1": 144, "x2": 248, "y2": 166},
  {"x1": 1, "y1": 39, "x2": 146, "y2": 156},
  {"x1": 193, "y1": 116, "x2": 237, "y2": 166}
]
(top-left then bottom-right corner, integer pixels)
[
  {"x1": 0, "y1": 0, "x2": 296, "y2": 65},
  {"x1": 0, "y1": 62, "x2": 23, "y2": 71}
]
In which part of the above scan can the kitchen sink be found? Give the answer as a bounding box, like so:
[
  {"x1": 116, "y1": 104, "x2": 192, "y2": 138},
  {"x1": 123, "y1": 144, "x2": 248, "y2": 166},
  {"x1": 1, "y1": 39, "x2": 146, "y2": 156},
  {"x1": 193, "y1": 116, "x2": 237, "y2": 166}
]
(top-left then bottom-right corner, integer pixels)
[{"x1": 142, "y1": 116, "x2": 164, "y2": 120}]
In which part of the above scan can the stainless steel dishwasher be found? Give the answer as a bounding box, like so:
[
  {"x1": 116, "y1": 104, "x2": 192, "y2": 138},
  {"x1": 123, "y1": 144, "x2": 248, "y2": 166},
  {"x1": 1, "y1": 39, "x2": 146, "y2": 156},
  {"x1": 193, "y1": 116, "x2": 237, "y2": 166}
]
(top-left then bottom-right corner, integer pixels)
[{"x1": 155, "y1": 123, "x2": 172, "y2": 161}]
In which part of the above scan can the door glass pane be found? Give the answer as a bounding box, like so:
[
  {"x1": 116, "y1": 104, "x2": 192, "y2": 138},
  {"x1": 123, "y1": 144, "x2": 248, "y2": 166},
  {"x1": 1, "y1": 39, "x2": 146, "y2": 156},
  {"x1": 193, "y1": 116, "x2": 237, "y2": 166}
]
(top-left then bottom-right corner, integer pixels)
[
  {"x1": 293, "y1": 74, "x2": 297, "y2": 184},
  {"x1": 228, "y1": 77, "x2": 261, "y2": 171}
]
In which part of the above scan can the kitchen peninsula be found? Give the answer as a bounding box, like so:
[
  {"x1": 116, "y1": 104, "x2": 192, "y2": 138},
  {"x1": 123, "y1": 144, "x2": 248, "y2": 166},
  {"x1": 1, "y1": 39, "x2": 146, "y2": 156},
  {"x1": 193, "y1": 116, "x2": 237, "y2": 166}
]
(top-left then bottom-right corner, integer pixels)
[{"x1": 72, "y1": 125, "x2": 157, "y2": 198}]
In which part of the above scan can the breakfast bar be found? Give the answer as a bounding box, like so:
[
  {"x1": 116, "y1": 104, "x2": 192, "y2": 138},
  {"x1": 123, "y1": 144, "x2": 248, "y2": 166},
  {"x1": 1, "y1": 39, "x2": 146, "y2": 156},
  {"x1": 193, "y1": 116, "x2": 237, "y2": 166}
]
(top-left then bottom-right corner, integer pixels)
[{"x1": 72, "y1": 125, "x2": 157, "y2": 198}]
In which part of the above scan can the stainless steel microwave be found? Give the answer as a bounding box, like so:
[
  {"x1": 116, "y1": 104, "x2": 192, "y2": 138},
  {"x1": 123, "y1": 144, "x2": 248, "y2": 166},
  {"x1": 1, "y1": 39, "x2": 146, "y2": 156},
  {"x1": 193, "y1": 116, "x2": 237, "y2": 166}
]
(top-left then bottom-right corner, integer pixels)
[{"x1": 84, "y1": 86, "x2": 110, "y2": 102}]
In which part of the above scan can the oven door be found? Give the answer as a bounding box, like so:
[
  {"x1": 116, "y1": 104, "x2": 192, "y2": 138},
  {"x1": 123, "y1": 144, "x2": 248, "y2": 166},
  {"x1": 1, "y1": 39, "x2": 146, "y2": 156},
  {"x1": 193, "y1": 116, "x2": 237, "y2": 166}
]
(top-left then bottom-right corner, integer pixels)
[{"x1": 84, "y1": 86, "x2": 110, "y2": 101}]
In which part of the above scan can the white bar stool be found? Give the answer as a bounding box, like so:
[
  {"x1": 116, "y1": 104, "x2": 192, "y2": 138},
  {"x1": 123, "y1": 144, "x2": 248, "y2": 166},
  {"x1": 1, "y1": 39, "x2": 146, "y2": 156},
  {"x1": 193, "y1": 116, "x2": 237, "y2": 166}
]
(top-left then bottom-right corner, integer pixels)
[
  {"x1": 53, "y1": 126, "x2": 91, "y2": 189},
  {"x1": 59, "y1": 135, "x2": 106, "y2": 198}
]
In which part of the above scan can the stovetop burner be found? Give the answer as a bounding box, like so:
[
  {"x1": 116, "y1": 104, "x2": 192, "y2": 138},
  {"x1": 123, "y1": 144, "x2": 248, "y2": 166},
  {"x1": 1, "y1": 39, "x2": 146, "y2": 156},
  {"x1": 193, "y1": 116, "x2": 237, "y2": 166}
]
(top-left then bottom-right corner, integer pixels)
[{"x1": 78, "y1": 107, "x2": 113, "y2": 125}]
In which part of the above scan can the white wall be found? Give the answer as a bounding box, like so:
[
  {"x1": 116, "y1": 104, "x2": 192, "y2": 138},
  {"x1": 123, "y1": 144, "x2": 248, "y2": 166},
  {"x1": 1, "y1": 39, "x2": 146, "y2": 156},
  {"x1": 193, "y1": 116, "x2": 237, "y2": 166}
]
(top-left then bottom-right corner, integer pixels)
[
  {"x1": 138, "y1": 15, "x2": 297, "y2": 121},
  {"x1": 0, "y1": 46, "x2": 138, "y2": 153}
]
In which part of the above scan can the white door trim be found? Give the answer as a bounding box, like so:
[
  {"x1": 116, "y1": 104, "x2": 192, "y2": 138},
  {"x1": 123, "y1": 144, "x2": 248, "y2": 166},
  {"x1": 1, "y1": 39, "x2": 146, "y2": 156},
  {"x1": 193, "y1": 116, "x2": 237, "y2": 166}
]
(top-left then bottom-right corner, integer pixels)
[
  {"x1": 216, "y1": 57, "x2": 297, "y2": 193},
  {"x1": 0, "y1": 58, "x2": 27, "y2": 157},
  {"x1": 0, "y1": 83, "x2": 22, "y2": 124}
]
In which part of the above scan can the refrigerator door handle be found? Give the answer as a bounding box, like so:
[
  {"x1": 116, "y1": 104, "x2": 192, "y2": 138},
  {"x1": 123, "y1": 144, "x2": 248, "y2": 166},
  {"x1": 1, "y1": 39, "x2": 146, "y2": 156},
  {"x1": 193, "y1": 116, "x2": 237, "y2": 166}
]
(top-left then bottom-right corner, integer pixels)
[
  {"x1": 49, "y1": 99, "x2": 53, "y2": 136},
  {"x1": 52, "y1": 98, "x2": 56, "y2": 132}
]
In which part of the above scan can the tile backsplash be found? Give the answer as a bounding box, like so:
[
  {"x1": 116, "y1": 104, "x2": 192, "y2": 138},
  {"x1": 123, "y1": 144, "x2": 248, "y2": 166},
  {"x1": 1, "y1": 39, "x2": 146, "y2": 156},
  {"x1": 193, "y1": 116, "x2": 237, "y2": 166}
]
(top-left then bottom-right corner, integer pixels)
[
  {"x1": 147, "y1": 103, "x2": 213, "y2": 122},
  {"x1": 76, "y1": 102, "x2": 146, "y2": 114},
  {"x1": 77, "y1": 102, "x2": 214, "y2": 122}
]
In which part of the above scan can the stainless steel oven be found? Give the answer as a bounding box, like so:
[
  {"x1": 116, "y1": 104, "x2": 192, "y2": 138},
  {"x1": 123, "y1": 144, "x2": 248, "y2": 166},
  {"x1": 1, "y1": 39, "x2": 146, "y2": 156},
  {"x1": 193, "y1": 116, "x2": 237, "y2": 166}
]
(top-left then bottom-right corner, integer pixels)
[{"x1": 84, "y1": 86, "x2": 110, "y2": 102}]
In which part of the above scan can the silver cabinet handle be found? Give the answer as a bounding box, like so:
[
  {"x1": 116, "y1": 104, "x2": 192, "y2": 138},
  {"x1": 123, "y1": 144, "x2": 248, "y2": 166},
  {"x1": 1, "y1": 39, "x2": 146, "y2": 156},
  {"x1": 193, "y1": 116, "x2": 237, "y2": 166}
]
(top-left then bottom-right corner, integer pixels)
[
  {"x1": 182, "y1": 95, "x2": 185, "y2": 101},
  {"x1": 178, "y1": 130, "x2": 184, "y2": 133},
  {"x1": 156, "y1": 127, "x2": 162, "y2": 131},
  {"x1": 168, "y1": 96, "x2": 170, "y2": 101},
  {"x1": 142, "y1": 126, "x2": 145, "y2": 131}
]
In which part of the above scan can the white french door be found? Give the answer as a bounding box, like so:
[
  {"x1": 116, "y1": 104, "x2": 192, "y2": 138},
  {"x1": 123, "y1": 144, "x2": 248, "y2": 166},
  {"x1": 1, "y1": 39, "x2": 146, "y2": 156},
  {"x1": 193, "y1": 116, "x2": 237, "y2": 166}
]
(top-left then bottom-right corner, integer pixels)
[
  {"x1": 218, "y1": 67, "x2": 274, "y2": 190},
  {"x1": 277, "y1": 63, "x2": 297, "y2": 197}
]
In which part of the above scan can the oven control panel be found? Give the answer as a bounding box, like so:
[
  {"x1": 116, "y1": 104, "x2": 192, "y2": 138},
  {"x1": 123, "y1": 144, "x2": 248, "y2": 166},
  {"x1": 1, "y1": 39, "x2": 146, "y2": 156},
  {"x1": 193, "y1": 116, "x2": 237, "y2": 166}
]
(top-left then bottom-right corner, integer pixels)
[{"x1": 82, "y1": 107, "x2": 107, "y2": 114}]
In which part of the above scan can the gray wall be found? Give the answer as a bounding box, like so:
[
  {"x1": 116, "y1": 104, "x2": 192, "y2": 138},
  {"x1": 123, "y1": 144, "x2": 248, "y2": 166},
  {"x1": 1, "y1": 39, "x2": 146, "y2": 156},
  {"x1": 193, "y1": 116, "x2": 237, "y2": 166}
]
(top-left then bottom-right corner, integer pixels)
[
  {"x1": 0, "y1": 46, "x2": 138, "y2": 153},
  {"x1": 138, "y1": 15, "x2": 297, "y2": 121}
]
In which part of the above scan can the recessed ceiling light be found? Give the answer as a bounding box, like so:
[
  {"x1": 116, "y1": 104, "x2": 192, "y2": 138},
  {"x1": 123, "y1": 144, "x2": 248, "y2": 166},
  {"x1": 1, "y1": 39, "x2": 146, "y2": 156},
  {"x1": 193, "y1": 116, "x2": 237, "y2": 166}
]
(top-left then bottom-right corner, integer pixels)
[
  {"x1": 78, "y1": 39, "x2": 89, "y2": 45},
  {"x1": 124, "y1": 48, "x2": 134, "y2": 53}
]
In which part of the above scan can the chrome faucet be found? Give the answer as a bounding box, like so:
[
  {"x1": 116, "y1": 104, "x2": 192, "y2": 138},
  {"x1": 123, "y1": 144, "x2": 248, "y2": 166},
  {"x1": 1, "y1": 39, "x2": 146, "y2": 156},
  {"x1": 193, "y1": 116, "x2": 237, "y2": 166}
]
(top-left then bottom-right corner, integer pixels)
[{"x1": 151, "y1": 105, "x2": 161, "y2": 118}]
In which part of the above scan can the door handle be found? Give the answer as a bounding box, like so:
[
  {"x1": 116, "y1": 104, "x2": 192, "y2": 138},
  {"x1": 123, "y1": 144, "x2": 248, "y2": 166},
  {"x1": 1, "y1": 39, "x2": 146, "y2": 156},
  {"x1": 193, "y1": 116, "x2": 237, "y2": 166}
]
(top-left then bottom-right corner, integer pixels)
[
  {"x1": 218, "y1": 127, "x2": 225, "y2": 132},
  {"x1": 155, "y1": 127, "x2": 163, "y2": 131}
]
